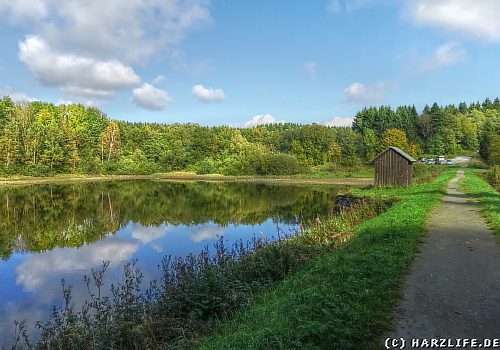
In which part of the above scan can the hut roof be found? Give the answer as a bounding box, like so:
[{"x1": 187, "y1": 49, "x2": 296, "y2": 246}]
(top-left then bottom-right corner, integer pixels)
[{"x1": 373, "y1": 146, "x2": 416, "y2": 163}]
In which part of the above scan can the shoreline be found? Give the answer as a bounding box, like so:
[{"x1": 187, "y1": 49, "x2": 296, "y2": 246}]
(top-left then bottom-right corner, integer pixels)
[{"x1": 0, "y1": 173, "x2": 373, "y2": 187}]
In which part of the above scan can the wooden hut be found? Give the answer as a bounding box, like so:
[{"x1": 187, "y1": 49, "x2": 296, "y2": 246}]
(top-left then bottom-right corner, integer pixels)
[{"x1": 373, "y1": 147, "x2": 416, "y2": 187}]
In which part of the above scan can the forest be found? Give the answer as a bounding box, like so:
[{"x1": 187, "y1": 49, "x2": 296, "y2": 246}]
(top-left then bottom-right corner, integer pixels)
[{"x1": 0, "y1": 96, "x2": 499, "y2": 177}]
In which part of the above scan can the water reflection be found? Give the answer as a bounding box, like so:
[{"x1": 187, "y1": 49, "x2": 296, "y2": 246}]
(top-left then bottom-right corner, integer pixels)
[{"x1": 0, "y1": 180, "x2": 346, "y2": 345}]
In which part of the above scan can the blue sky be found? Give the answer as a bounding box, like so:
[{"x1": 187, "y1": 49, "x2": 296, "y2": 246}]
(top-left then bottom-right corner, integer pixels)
[{"x1": 1, "y1": 0, "x2": 500, "y2": 127}]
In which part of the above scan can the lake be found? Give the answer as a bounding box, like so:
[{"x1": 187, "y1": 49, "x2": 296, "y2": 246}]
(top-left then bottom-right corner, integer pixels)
[{"x1": 0, "y1": 180, "x2": 346, "y2": 345}]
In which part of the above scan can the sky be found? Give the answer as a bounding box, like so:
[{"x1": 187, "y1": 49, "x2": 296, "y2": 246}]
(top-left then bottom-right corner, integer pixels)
[{"x1": 1, "y1": 0, "x2": 500, "y2": 127}]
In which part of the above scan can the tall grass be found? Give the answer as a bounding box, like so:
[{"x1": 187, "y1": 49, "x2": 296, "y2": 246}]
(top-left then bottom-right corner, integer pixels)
[{"x1": 461, "y1": 168, "x2": 500, "y2": 235}]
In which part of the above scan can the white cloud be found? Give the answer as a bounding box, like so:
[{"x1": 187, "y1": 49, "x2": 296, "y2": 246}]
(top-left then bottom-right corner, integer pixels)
[
  {"x1": 324, "y1": 117, "x2": 354, "y2": 127},
  {"x1": 131, "y1": 223, "x2": 169, "y2": 244},
  {"x1": 343, "y1": 81, "x2": 397, "y2": 103},
  {"x1": 152, "y1": 75, "x2": 166, "y2": 85},
  {"x1": 327, "y1": 0, "x2": 378, "y2": 13},
  {"x1": 190, "y1": 225, "x2": 225, "y2": 243},
  {"x1": 16, "y1": 238, "x2": 139, "y2": 292},
  {"x1": 0, "y1": 0, "x2": 47, "y2": 22},
  {"x1": 1, "y1": 0, "x2": 212, "y2": 63},
  {"x1": 407, "y1": 0, "x2": 500, "y2": 41},
  {"x1": 420, "y1": 42, "x2": 466, "y2": 72},
  {"x1": 2, "y1": 1, "x2": 212, "y2": 105},
  {"x1": 56, "y1": 99, "x2": 74, "y2": 106},
  {"x1": 18, "y1": 35, "x2": 140, "y2": 99},
  {"x1": 132, "y1": 83, "x2": 172, "y2": 111},
  {"x1": 0, "y1": 86, "x2": 38, "y2": 103},
  {"x1": 244, "y1": 114, "x2": 286, "y2": 128},
  {"x1": 304, "y1": 61, "x2": 317, "y2": 78},
  {"x1": 192, "y1": 84, "x2": 225, "y2": 103}
]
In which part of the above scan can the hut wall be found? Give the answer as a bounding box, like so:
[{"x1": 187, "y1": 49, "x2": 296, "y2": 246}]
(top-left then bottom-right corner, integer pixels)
[{"x1": 374, "y1": 148, "x2": 413, "y2": 187}]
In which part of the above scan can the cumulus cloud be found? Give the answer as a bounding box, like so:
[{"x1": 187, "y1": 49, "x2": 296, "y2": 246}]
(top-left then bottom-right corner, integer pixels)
[
  {"x1": 0, "y1": 86, "x2": 38, "y2": 103},
  {"x1": 18, "y1": 35, "x2": 140, "y2": 99},
  {"x1": 244, "y1": 114, "x2": 286, "y2": 128},
  {"x1": 420, "y1": 42, "x2": 466, "y2": 72},
  {"x1": 343, "y1": 81, "x2": 397, "y2": 104},
  {"x1": 1, "y1": 0, "x2": 212, "y2": 104},
  {"x1": 132, "y1": 83, "x2": 172, "y2": 111},
  {"x1": 16, "y1": 238, "x2": 139, "y2": 291},
  {"x1": 304, "y1": 61, "x2": 317, "y2": 78},
  {"x1": 407, "y1": 0, "x2": 500, "y2": 41},
  {"x1": 192, "y1": 84, "x2": 225, "y2": 103},
  {"x1": 1, "y1": 0, "x2": 212, "y2": 62},
  {"x1": 324, "y1": 117, "x2": 354, "y2": 127}
]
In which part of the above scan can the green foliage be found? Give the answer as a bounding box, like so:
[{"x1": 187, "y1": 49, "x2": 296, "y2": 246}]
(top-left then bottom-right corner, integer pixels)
[
  {"x1": 196, "y1": 158, "x2": 217, "y2": 174},
  {"x1": 0, "y1": 96, "x2": 500, "y2": 177},
  {"x1": 257, "y1": 153, "x2": 306, "y2": 175},
  {"x1": 462, "y1": 169, "x2": 500, "y2": 235},
  {"x1": 487, "y1": 134, "x2": 500, "y2": 165},
  {"x1": 219, "y1": 145, "x2": 306, "y2": 176}
]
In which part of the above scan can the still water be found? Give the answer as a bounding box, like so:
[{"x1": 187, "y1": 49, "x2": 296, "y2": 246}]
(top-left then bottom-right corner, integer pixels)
[{"x1": 0, "y1": 180, "x2": 346, "y2": 344}]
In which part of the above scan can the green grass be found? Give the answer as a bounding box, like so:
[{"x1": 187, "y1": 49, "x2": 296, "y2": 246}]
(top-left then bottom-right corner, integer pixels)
[
  {"x1": 197, "y1": 169, "x2": 456, "y2": 350},
  {"x1": 461, "y1": 168, "x2": 500, "y2": 235}
]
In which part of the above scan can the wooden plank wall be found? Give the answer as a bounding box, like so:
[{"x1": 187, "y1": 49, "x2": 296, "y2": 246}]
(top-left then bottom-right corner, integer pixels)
[{"x1": 374, "y1": 149, "x2": 412, "y2": 187}]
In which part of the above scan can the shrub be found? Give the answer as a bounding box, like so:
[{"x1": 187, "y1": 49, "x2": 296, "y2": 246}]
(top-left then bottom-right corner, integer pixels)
[
  {"x1": 257, "y1": 153, "x2": 305, "y2": 176},
  {"x1": 221, "y1": 152, "x2": 306, "y2": 176},
  {"x1": 340, "y1": 156, "x2": 363, "y2": 167},
  {"x1": 103, "y1": 150, "x2": 159, "y2": 175},
  {"x1": 413, "y1": 163, "x2": 442, "y2": 183},
  {"x1": 196, "y1": 158, "x2": 217, "y2": 175}
]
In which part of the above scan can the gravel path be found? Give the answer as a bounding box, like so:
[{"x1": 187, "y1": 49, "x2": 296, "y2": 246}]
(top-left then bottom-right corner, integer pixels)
[
  {"x1": 388, "y1": 169, "x2": 500, "y2": 343},
  {"x1": 450, "y1": 156, "x2": 473, "y2": 164}
]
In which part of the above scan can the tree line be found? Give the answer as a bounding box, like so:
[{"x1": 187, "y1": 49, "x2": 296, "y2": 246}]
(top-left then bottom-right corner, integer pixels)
[{"x1": 0, "y1": 96, "x2": 499, "y2": 176}]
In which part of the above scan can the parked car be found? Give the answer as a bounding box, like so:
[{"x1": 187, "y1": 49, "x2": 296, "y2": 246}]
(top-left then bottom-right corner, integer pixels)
[
  {"x1": 434, "y1": 159, "x2": 441, "y2": 164},
  {"x1": 426, "y1": 158, "x2": 434, "y2": 164},
  {"x1": 418, "y1": 157, "x2": 427, "y2": 163},
  {"x1": 438, "y1": 156, "x2": 445, "y2": 162},
  {"x1": 446, "y1": 159, "x2": 452, "y2": 165}
]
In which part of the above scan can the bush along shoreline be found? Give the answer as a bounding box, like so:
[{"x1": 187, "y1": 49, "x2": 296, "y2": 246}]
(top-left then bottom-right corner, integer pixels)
[{"x1": 11, "y1": 196, "x2": 393, "y2": 349}]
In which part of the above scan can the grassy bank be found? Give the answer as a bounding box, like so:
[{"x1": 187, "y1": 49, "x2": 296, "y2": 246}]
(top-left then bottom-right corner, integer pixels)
[
  {"x1": 197, "y1": 169, "x2": 455, "y2": 349},
  {"x1": 461, "y1": 169, "x2": 500, "y2": 235}
]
